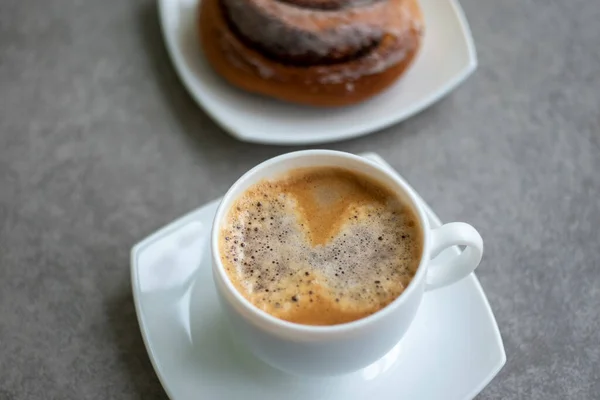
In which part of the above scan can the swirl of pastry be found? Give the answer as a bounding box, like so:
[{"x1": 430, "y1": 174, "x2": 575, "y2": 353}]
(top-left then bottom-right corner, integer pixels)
[{"x1": 199, "y1": 0, "x2": 424, "y2": 106}]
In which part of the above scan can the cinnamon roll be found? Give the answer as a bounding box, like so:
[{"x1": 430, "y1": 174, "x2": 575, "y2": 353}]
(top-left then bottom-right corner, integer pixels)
[{"x1": 199, "y1": 0, "x2": 424, "y2": 106}]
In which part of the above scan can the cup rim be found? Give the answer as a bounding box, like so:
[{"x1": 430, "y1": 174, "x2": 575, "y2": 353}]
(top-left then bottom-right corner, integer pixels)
[{"x1": 211, "y1": 150, "x2": 431, "y2": 337}]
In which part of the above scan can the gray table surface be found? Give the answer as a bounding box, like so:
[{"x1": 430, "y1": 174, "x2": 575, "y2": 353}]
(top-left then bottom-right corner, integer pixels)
[{"x1": 1, "y1": 0, "x2": 599, "y2": 398}]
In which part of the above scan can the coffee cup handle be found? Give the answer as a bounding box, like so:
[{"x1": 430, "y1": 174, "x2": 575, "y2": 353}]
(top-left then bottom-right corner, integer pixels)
[{"x1": 425, "y1": 222, "x2": 483, "y2": 291}]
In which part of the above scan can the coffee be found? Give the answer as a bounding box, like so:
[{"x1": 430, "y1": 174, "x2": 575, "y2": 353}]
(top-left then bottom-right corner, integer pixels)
[{"x1": 219, "y1": 167, "x2": 423, "y2": 326}]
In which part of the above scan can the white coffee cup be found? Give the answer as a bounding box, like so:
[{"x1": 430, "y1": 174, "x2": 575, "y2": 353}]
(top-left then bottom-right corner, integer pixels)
[{"x1": 211, "y1": 150, "x2": 483, "y2": 376}]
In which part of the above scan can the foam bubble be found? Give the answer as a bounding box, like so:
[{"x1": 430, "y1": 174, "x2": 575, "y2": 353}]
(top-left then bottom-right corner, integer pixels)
[{"x1": 219, "y1": 167, "x2": 422, "y2": 325}]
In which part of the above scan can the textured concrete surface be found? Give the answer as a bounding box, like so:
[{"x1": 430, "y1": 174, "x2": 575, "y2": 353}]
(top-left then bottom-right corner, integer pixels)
[{"x1": 1, "y1": 0, "x2": 599, "y2": 399}]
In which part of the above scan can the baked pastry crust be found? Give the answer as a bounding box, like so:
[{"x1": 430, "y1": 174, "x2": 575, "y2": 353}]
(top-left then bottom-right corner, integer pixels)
[{"x1": 199, "y1": 0, "x2": 424, "y2": 106}]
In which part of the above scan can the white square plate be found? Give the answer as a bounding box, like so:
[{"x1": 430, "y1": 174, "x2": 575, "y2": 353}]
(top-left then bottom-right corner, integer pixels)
[
  {"x1": 131, "y1": 153, "x2": 505, "y2": 400},
  {"x1": 158, "y1": 0, "x2": 477, "y2": 145}
]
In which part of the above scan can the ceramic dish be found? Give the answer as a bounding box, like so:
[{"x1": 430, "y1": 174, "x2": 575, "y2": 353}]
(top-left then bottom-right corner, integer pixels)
[
  {"x1": 131, "y1": 153, "x2": 505, "y2": 399},
  {"x1": 158, "y1": 0, "x2": 477, "y2": 145}
]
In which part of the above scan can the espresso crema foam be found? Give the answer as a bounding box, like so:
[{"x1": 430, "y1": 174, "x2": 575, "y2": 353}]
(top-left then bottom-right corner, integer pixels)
[{"x1": 219, "y1": 167, "x2": 423, "y2": 325}]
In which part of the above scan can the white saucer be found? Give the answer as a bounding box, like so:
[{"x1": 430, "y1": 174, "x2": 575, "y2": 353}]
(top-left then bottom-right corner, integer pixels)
[
  {"x1": 158, "y1": 0, "x2": 477, "y2": 145},
  {"x1": 131, "y1": 152, "x2": 505, "y2": 400}
]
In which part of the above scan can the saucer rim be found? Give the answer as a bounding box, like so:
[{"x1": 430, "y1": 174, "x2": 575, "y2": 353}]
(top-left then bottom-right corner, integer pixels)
[
  {"x1": 130, "y1": 152, "x2": 506, "y2": 399},
  {"x1": 157, "y1": 0, "x2": 478, "y2": 145}
]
